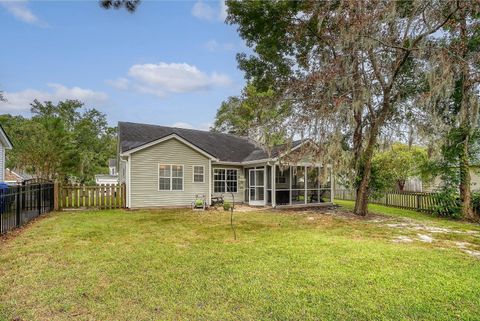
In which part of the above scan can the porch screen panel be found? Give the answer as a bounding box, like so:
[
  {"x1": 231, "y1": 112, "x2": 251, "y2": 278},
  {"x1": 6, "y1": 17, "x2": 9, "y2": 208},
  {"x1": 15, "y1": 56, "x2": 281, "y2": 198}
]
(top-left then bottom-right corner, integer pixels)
[
  {"x1": 307, "y1": 166, "x2": 320, "y2": 204},
  {"x1": 319, "y1": 166, "x2": 332, "y2": 202},
  {"x1": 291, "y1": 166, "x2": 305, "y2": 204},
  {"x1": 275, "y1": 167, "x2": 290, "y2": 205}
]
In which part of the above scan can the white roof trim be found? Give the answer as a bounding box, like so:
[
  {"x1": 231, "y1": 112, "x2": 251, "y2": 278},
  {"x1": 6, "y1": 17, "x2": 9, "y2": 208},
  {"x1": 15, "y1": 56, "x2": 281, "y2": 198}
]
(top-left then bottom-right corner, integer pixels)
[
  {"x1": 120, "y1": 134, "x2": 219, "y2": 161},
  {"x1": 0, "y1": 126, "x2": 13, "y2": 149},
  {"x1": 275, "y1": 139, "x2": 313, "y2": 160}
]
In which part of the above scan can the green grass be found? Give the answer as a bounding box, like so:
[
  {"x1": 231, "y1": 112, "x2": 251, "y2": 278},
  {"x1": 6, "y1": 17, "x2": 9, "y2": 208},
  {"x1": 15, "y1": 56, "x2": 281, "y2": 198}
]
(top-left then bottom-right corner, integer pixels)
[
  {"x1": 335, "y1": 199, "x2": 480, "y2": 231},
  {"x1": 1, "y1": 208, "x2": 480, "y2": 320}
]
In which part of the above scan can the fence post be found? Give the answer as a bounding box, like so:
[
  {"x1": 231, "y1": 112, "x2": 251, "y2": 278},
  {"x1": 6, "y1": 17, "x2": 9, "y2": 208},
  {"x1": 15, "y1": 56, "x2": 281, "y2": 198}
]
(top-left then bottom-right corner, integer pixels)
[
  {"x1": 54, "y1": 182, "x2": 60, "y2": 211},
  {"x1": 122, "y1": 183, "x2": 126, "y2": 208},
  {"x1": 16, "y1": 185, "x2": 21, "y2": 227},
  {"x1": 37, "y1": 184, "x2": 42, "y2": 215}
]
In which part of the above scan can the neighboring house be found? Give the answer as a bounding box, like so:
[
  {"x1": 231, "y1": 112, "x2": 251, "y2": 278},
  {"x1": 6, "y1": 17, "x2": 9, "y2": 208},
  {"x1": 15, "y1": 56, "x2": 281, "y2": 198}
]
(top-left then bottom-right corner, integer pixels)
[
  {"x1": 4, "y1": 168, "x2": 32, "y2": 185},
  {"x1": 423, "y1": 166, "x2": 480, "y2": 192},
  {"x1": 0, "y1": 124, "x2": 13, "y2": 182},
  {"x1": 118, "y1": 122, "x2": 333, "y2": 208},
  {"x1": 95, "y1": 158, "x2": 119, "y2": 185},
  {"x1": 402, "y1": 177, "x2": 423, "y2": 192},
  {"x1": 108, "y1": 158, "x2": 117, "y2": 175}
]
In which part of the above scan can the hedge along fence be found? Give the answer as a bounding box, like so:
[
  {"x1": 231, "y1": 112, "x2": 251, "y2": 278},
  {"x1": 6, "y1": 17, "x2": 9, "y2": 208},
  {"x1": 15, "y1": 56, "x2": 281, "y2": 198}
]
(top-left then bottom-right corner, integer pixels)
[
  {"x1": 56, "y1": 183, "x2": 126, "y2": 210},
  {"x1": 334, "y1": 189, "x2": 457, "y2": 213}
]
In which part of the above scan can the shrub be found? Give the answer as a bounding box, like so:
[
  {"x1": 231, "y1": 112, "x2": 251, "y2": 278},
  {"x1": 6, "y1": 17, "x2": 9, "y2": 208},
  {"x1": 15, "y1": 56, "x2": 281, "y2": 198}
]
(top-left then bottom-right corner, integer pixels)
[
  {"x1": 472, "y1": 191, "x2": 480, "y2": 217},
  {"x1": 431, "y1": 189, "x2": 461, "y2": 218},
  {"x1": 223, "y1": 201, "x2": 232, "y2": 211}
]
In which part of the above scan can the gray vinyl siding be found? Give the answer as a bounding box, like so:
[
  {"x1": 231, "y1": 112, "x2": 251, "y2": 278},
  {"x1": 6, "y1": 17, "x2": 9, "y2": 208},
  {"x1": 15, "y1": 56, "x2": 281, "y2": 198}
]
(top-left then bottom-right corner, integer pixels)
[
  {"x1": 130, "y1": 138, "x2": 210, "y2": 208},
  {"x1": 0, "y1": 144, "x2": 4, "y2": 181},
  {"x1": 211, "y1": 164, "x2": 245, "y2": 203}
]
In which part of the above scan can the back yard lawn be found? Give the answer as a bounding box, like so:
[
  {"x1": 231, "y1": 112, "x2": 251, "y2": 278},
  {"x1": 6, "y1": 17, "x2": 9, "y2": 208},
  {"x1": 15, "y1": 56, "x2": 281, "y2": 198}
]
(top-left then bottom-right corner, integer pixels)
[{"x1": 1, "y1": 206, "x2": 479, "y2": 320}]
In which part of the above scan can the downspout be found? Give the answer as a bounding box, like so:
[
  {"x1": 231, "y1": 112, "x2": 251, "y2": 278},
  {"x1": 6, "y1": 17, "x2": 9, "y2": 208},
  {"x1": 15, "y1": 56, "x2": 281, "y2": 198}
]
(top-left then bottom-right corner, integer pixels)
[{"x1": 208, "y1": 159, "x2": 212, "y2": 207}]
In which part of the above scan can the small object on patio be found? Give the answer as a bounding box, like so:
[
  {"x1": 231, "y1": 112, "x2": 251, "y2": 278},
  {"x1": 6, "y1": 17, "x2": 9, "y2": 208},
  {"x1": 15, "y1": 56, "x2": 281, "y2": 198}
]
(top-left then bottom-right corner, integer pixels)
[
  {"x1": 191, "y1": 194, "x2": 206, "y2": 211},
  {"x1": 223, "y1": 201, "x2": 232, "y2": 211},
  {"x1": 211, "y1": 195, "x2": 224, "y2": 206}
]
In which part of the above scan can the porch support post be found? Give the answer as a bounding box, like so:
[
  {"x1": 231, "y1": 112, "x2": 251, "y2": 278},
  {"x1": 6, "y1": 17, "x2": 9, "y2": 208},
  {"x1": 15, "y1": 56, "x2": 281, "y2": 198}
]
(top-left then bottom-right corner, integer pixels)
[
  {"x1": 330, "y1": 165, "x2": 334, "y2": 203},
  {"x1": 304, "y1": 166, "x2": 307, "y2": 205},
  {"x1": 272, "y1": 164, "x2": 276, "y2": 207},
  {"x1": 264, "y1": 164, "x2": 267, "y2": 206},
  {"x1": 289, "y1": 165, "x2": 292, "y2": 205},
  {"x1": 318, "y1": 165, "x2": 321, "y2": 204}
]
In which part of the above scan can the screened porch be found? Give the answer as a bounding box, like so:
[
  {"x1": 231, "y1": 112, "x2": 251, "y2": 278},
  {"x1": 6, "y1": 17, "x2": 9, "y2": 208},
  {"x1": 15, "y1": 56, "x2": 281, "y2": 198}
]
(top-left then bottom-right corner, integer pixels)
[{"x1": 244, "y1": 164, "x2": 333, "y2": 207}]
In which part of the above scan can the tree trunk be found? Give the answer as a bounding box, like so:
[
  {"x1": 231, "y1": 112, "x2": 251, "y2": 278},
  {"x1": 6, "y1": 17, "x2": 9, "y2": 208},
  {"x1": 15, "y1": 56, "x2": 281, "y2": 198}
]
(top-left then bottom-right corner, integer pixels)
[
  {"x1": 459, "y1": 132, "x2": 475, "y2": 220},
  {"x1": 353, "y1": 121, "x2": 379, "y2": 216},
  {"x1": 457, "y1": 6, "x2": 477, "y2": 221}
]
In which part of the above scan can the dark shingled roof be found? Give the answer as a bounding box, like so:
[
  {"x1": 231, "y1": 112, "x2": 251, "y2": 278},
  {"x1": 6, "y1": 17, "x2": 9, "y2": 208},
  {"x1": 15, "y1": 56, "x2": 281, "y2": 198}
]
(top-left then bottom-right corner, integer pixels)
[{"x1": 118, "y1": 122, "x2": 303, "y2": 163}]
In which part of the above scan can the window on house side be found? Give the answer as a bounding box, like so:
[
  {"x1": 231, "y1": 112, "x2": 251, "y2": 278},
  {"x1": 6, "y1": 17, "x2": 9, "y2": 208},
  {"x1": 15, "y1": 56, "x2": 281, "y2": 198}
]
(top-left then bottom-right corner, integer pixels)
[
  {"x1": 159, "y1": 164, "x2": 183, "y2": 191},
  {"x1": 214, "y1": 168, "x2": 238, "y2": 193},
  {"x1": 193, "y1": 165, "x2": 204, "y2": 183}
]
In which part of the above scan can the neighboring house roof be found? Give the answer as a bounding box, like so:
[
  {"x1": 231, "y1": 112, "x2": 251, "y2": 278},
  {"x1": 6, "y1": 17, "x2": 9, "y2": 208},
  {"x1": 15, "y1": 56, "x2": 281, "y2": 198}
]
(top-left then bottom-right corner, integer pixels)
[
  {"x1": 0, "y1": 124, "x2": 13, "y2": 149},
  {"x1": 4, "y1": 169, "x2": 32, "y2": 182},
  {"x1": 118, "y1": 122, "x2": 305, "y2": 163}
]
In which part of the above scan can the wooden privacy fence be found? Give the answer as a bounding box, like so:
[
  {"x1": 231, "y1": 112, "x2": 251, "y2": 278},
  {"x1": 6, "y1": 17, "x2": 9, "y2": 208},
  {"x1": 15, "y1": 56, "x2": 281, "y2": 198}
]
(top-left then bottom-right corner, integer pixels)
[
  {"x1": 334, "y1": 189, "x2": 453, "y2": 213},
  {"x1": 57, "y1": 184, "x2": 126, "y2": 210}
]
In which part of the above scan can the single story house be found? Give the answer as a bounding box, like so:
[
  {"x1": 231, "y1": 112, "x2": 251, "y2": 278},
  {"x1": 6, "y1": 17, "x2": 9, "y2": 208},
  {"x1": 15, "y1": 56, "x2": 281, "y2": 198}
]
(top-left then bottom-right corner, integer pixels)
[
  {"x1": 94, "y1": 159, "x2": 119, "y2": 185},
  {"x1": 0, "y1": 124, "x2": 13, "y2": 182},
  {"x1": 118, "y1": 122, "x2": 333, "y2": 208}
]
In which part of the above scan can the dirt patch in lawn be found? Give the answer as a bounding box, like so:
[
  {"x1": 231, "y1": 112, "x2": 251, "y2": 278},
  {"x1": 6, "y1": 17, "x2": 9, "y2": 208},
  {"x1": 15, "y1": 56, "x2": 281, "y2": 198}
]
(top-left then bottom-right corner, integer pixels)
[{"x1": 276, "y1": 206, "x2": 392, "y2": 223}]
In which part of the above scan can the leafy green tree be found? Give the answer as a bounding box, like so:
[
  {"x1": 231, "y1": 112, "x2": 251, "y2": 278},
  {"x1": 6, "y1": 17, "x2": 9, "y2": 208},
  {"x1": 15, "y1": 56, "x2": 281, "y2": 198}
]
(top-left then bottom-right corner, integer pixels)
[
  {"x1": 226, "y1": 0, "x2": 458, "y2": 216},
  {"x1": 213, "y1": 96, "x2": 245, "y2": 135},
  {"x1": 371, "y1": 143, "x2": 428, "y2": 193},
  {"x1": 0, "y1": 100, "x2": 116, "y2": 183},
  {"x1": 100, "y1": 0, "x2": 140, "y2": 12},
  {"x1": 418, "y1": 2, "x2": 480, "y2": 220},
  {"x1": 213, "y1": 84, "x2": 290, "y2": 152}
]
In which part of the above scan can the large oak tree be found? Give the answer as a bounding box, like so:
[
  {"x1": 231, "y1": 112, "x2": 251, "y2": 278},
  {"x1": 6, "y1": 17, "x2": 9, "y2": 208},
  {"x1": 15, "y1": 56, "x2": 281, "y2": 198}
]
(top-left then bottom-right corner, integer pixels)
[{"x1": 226, "y1": 0, "x2": 459, "y2": 215}]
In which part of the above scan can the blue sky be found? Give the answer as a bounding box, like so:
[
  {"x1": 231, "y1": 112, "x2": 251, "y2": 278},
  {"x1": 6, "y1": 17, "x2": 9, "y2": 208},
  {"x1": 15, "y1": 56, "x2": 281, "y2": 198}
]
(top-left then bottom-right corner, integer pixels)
[{"x1": 0, "y1": 0, "x2": 246, "y2": 129}]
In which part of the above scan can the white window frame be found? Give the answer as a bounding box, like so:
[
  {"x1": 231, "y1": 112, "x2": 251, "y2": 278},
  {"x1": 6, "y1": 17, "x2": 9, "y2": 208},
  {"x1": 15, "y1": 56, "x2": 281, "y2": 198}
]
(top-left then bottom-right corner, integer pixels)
[
  {"x1": 192, "y1": 165, "x2": 205, "y2": 183},
  {"x1": 158, "y1": 164, "x2": 184, "y2": 191},
  {"x1": 213, "y1": 168, "x2": 238, "y2": 193}
]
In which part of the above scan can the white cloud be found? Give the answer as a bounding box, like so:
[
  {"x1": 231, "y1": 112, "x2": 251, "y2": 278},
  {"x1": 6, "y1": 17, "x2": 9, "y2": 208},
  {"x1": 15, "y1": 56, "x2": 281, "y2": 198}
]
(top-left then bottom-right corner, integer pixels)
[
  {"x1": 191, "y1": 0, "x2": 227, "y2": 22},
  {"x1": 204, "y1": 39, "x2": 234, "y2": 52},
  {"x1": 107, "y1": 62, "x2": 231, "y2": 97},
  {"x1": 106, "y1": 77, "x2": 129, "y2": 90},
  {"x1": 0, "y1": 83, "x2": 108, "y2": 113},
  {"x1": 191, "y1": 0, "x2": 216, "y2": 21},
  {"x1": 0, "y1": 0, "x2": 47, "y2": 27},
  {"x1": 170, "y1": 122, "x2": 212, "y2": 131}
]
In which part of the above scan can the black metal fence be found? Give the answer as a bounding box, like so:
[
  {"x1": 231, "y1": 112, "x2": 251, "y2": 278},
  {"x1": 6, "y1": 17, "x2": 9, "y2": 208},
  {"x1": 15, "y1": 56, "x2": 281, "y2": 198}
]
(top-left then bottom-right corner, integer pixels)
[
  {"x1": 0, "y1": 181, "x2": 54, "y2": 235},
  {"x1": 334, "y1": 189, "x2": 447, "y2": 213}
]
